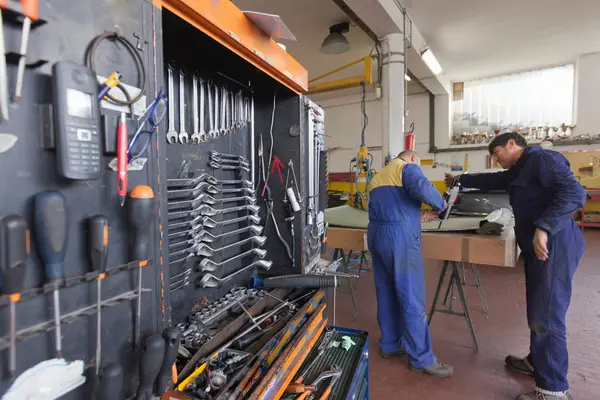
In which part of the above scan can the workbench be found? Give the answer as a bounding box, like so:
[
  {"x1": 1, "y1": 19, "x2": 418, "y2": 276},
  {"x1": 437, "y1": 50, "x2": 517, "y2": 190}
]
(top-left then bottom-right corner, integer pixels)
[{"x1": 326, "y1": 223, "x2": 520, "y2": 350}]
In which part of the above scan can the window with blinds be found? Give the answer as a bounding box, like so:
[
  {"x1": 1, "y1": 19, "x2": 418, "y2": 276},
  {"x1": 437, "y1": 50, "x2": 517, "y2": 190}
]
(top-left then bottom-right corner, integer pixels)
[{"x1": 451, "y1": 64, "x2": 575, "y2": 144}]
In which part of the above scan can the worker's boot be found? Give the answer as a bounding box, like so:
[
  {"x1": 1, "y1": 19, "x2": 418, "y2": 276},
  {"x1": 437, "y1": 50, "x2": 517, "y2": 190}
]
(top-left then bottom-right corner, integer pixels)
[
  {"x1": 505, "y1": 354, "x2": 535, "y2": 376},
  {"x1": 515, "y1": 389, "x2": 572, "y2": 400},
  {"x1": 409, "y1": 361, "x2": 453, "y2": 378},
  {"x1": 379, "y1": 347, "x2": 406, "y2": 359}
]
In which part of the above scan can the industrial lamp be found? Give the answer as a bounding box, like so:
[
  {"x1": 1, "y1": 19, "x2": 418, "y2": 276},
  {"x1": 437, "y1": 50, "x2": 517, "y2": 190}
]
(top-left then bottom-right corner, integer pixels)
[
  {"x1": 421, "y1": 48, "x2": 443, "y2": 75},
  {"x1": 320, "y1": 22, "x2": 350, "y2": 54}
]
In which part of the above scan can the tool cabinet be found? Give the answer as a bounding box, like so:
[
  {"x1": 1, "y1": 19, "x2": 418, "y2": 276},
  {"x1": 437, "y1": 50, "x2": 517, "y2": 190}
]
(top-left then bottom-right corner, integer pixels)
[{"x1": 0, "y1": 0, "x2": 330, "y2": 398}]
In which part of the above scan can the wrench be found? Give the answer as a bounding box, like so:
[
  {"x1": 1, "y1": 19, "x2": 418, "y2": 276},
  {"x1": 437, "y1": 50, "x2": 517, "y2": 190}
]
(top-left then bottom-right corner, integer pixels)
[
  {"x1": 229, "y1": 90, "x2": 235, "y2": 134},
  {"x1": 167, "y1": 175, "x2": 252, "y2": 188},
  {"x1": 169, "y1": 220, "x2": 262, "y2": 243},
  {"x1": 169, "y1": 225, "x2": 263, "y2": 249},
  {"x1": 210, "y1": 150, "x2": 248, "y2": 162},
  {"x1": 220, "y1": 87, "x2": 227, "y2": 136},
  {"x1": 168, "y1": 214, "x2": 261, "y2": 232},
  {"x1": 168, "y1": 184, "x2": 254, "y2": 199},
  {"x1": 199, "y1": 78, "x2": 206, "y2": 142},
  {"x1": 168, "y1": 204, "x2": 260, "y2": 220},
  {"x1": 178, "y1": 70, "x2": 189, "y2": 143},
  {"x1": 166, "y1": 67, "x2": 178, "y2": 144},
  {"x1": 209, "y1": 160, "x2": 250, "y2": 173},
  {"x1": 170, "y1": 235, "x2": 267, "y2": 264},
  {"x1": 207, "y1": 81, "x2": 216, "y2": 139},
  {"x1": 191, "y1": 74, "x2": 201, "y2": 144},
  {"x1": 199, "y1": 260, "x2": 273, "y2": 288},
  {"x1": 209, "y1": 155, "x2": 251, "y2": 168},
  {"x1": 199, "y1": 248, "x2": 267, "y2": 272},
  {"x1": 213, "y1": 85, "x2": 220, "y2": 139},
  {"x1": 168, "y1": 195, "x2": 256, "y2": 211},
  {"x1": 170, "y1": 269, "x2": 192, "y2": 281}
]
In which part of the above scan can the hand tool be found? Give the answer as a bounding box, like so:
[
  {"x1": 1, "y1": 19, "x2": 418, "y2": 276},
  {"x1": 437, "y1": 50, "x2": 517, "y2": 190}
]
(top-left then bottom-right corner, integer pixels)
[
  {"x1": 220, "y1": 87, "x2": 227, "y2": 136},
  {"x1": 198, "y1": 248, "x2": 267, "y2": 272},
  {"x1": 284, "y1": 159, "x2": 302, "y2": 211},
  {"x1": 117, "y1": 112, "x2": 128, "y2": 206},
  {"x1": 14, "y1": 0, "x2": 38, "y2": 102},
  {"x1": 213, "y1": 84, "x2": 220, "y2": 139},
  {"x1": 190, "y1": 74, "x2": 201, "y2": 144},
  {"x1": 97, "y1": 71, "x2": 121, "y2": 101},
  {"x1": 136, "y1": 335, "x2": 165, "y2": 400},
  {"x1": 0, "y1": 1, "x2": 9, "y2": 120},
  {"x1": 166, "y1": 67, "x2": 178, "y2": 144},
  {"x1": 98, "y1": 363, "x2": 124, "y2": 400},
  {"x1": 167, "y1": 194, "x2": 256, "y2": 211},
  {"x1": 34, "y1": 191, "x2": 68, "y2": 359},
  {"x1": 317, "y1": 365, "x2": 342, "y2": 400},
  {"x1": 199, "y1": 260, "x2": 272, "y2": 288},
  {"x1": 208, "y1": 160, "x2": 250, "y2": 173},
  {"x1": 170, "y1": 280, "x2": 190, "y2": 292},
  {"x1": 198, "y1": 77, "x2": 206, "y2": 142},
  {"x1": 128, "y1": 185, "x2": 155, "y2": 350},
  {"x1": 128, "y1": 88, "x2": 167, "y2": 162},
  {"x1": 209, "y1": 154, "x2": 251, "y2": 168},
  {"x1": 169, "y1": 275, "x2": 190, "y2": 289},
  {"x1": 169, "y1": 235, "x2": 266, "y2": 263},
  {"x1": 210, "y1": 150, "x2": 248, "y2": 162},
  {"x1": 178, "y1": 70, "x2": 189, "y2": 144},
  {"x1": 0, "y1": 215, "x2": 29, "y2": 378},
  {"x1": 167, "y1": 204, "x2": 260, "y2": 220},
  {"x1": 168, "y1": 225, "x2": 263, "y2": 249},
  {"x1": 295, "y1": 329, "x2": 336, "y2": 384},
  {"x1": 285, "y1": 365, "x2": 341, "y2": 398},
  {"x1": 89, "y1": 215, "x2": 108, "y2": 376},
  {"x1": 167, "y1": 176, "x2": 252, "y2": 188},
  {"x1": 207, "y1": 81, "x2": 216, "y2": 139},
  {"x1": 167, "y1": 184, "x2": 254, "y2": 199},
  {"x1": 155, "y1": 327, "x2": 181, "y2": 396},
  {"x1": 438, "y1": 175, "x2": 461, "y2": 229},
  {"x1": 229, "y1": 88, "x2": 235, "y2": 134},
  {"x1": 169, "y1": 268, "x2": 191, "y2": 282},
  {"x1": 168, "y1": 214, "x2": 261, "y2": 232}
]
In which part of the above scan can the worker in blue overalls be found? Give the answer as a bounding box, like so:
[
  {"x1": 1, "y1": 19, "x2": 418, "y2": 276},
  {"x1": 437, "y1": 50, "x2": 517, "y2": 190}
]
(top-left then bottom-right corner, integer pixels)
[
  {"x1": 368, "y1": 150, "x2": 453, "y2": 378},
  {"x1": 446, "y1": 132, "x2": 586, "y2": 400}
]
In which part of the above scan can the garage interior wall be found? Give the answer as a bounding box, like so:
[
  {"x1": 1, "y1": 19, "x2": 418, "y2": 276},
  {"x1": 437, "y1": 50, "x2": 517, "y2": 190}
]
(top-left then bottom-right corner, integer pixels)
[{"x1": 322, "y1": 51, "x2": 600, "y2": 182}]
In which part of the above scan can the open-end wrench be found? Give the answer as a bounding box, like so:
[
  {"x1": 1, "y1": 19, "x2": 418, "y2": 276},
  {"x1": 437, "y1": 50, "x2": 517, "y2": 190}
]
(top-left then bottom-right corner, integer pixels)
[
  {"x1": 244, "y1": 97, "x2": 250, "y2": 125},
  {"x1": 191, "y1": 74, "x2": 201, "y2": 144},
  {"x1": 207, "y1": 81, "x2": 216, "y2": 139},
  {"x1": 209, "y1": 160, "x2": 250, "y2": 173},
  {"x1": 168, "y1": 204, "x2": 260, "y2": 220},
  {"x1": 168, "y1": 195, "x2": 256, "y2": 210},
  {"x1": 170, "y1": 235, "x2": 267, "y2": 264},
  {"x1": 199, "y1": 260, "x2": 273, "y2": 287},
  {"x1": 167, "y1": 184, "x2": 254, "y2": 199},
  {"x1": 198, "y1": 248, "x2": 267, "y2": 272},
  {"x1": 168, "y1": 214, "x2": 261, "y2": 233},
  {"x1": 229, "y1": 90, "x2": 235, "y2": 134},
  {"x1": 178, "y1": 70, "x2": 189, "y2": 143},
  {"x1": 170, "y1": 269, "x2": 192, "y2": 282},
  {"x1": 166, "y1": 67, "x2": 178, "y2": 144},
  {"x1": 220, "y1": 87, "x2": 227, "y2": 136},
  {"x1": 213, "y1": 85, "x2": 220, "y2": 139},
  {"x1": 210, "y1": 150, "x2": 248, "y2": 162},
  {"x1": 199, "y1": 78, "x2": 206, "y2": 142}
]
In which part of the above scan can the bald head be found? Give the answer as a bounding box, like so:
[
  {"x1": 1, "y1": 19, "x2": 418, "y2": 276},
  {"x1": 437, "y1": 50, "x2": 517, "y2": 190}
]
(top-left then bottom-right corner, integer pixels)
[{"x1": 398, "y1": 150, "x2": 420, "y2": 165}]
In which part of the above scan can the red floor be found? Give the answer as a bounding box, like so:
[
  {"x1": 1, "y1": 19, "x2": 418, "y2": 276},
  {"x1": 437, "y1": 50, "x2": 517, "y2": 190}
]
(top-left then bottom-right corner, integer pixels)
[{"x1": 330, "y1": 229, "x2": 600, "y2": 400}]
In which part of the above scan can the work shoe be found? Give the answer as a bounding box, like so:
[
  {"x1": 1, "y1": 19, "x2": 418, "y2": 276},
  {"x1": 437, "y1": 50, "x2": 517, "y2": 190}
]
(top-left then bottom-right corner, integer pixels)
[
  {"x1": 379, "y1": 347, "x2": 406, "y2": 359},
  {"x1": 409, "y1": 361, "x2": 453, "y2": 378},
  {"x1": 505, "y1": 355, "x2": 535, "y2": 376},
  {"x1": 515, "y1": 390, "x2": 572, "y2": 400}
]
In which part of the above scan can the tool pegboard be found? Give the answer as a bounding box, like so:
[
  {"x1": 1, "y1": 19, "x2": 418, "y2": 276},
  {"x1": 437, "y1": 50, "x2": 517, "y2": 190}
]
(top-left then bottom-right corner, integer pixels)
[{"x1": 0, "y1": 0, "x2": 318, "y2": 398}]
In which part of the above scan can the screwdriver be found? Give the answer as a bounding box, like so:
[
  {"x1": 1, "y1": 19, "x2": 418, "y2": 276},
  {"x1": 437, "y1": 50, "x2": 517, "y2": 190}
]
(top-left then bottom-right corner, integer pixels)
[
  {"x1": 89, "y1": 215, "x2": 108, "y2": 376},
  {"x1": 14, "y1": 0, "x2": 39, "y2": 102},
  {"x1": 117, "y1": 112, "x2": 128, "y2": 207},
  {"x1": 98, "y1": 71, "x2": 121, "y2": 101},
  {"x1": 136, "y1": 334, "x2": 165, "y2": 400},
  {"x1": 34, "y1": 191, "x2": 68, "y2": 359},
  {"x1": 0, "y1": 215, "x2": 29, "y2": 378},
  {"x1": 128, "y1": 185, "x2": 155, "y2": 350},
  {"x1": 154, "y1": 327, "x2": 181, "y2": 396},
  {"x1": 98, "y1": 363, "x2": 124, "y2": 400}
]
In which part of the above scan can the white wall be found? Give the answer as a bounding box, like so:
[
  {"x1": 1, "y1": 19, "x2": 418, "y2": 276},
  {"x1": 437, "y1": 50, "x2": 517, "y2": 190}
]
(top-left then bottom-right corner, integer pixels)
[
  {"x1": 575, "y1": 52, "x2": 600, "y2": 134},
  {"x1": 322, "y1": 93, "x2": 430, "y2": 172}
]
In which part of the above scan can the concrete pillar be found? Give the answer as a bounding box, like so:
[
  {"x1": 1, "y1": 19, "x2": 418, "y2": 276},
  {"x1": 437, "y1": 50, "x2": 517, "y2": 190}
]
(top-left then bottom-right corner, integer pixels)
[{"x1": 381, "y1": 32, "x2": 405, "y2": 167}]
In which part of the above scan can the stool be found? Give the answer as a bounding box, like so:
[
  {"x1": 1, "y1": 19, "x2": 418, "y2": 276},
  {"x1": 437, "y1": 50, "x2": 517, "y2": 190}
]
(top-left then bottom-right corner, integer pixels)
[{"x1": 428, "y1": 260, "x2": 479, "y2": 350}]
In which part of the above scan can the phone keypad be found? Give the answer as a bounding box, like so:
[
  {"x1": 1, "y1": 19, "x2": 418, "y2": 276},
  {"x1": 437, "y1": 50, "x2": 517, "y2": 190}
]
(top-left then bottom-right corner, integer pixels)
[{"x1": 66, "y1": 125, "x2": 100, "y2": 173}]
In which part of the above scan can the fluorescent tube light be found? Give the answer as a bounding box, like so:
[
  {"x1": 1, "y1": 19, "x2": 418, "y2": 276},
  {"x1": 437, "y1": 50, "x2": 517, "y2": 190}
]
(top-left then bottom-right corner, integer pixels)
[{"x1": 421, "y1": 48, "x2": 442, "y2": 76}]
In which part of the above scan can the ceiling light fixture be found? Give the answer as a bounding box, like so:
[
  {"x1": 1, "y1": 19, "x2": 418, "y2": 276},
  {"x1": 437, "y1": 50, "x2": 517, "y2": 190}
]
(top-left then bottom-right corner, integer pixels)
[
  {"x1": 405, "y1": 74, "x2": 411, "y2": 81},
  {"x1": 421, "y1": 48, "x2": 442, "y2": 76},
  {"x1": 320, "y1": 22, "x2": 350, "y2": 54}
]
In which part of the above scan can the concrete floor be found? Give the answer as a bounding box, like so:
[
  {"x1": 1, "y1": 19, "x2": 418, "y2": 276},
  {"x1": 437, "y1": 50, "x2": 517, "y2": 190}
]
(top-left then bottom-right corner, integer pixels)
[{"x1": 330, "y1": 229, "x2": 600, "y2": 400}]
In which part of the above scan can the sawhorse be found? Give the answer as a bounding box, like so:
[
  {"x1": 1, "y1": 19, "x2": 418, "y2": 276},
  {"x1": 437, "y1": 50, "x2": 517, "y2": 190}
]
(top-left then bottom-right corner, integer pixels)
[
  {"x1": 427, "y1": 260, "x2": 487, "y2": 351},
  {"x1": 331, "y1": 248, "x2": 359, "y2": 320}
]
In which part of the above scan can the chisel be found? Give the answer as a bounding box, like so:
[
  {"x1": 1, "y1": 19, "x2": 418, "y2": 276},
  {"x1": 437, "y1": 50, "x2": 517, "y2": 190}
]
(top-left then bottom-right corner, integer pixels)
[
  {"x1": 89, "y1": 215, "x2": 108, "y2": 376},
  {"x1": 0, "y1": 215, "x2": 29, "y2": 378},
  {"x1": 34, "y1": 191, "x2": 68, "y2": 359},
  {"x1": 154, "y1": 327, "x2": 181, "y2": 396},
  {"x1": 136, "y1": 335, "x2": 164, "y2": 400}
]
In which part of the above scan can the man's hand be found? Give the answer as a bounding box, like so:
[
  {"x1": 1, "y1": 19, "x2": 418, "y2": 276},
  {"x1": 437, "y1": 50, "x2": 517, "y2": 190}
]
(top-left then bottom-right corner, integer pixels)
[
  {"x1": 533, "y1": 228, "x2": 549, "y2": 261},
  {"x1": 421, "y1": 211, "x2": 439, "y2": 223},
  {"x1": 444, "y1": 173, "x2": 455, "y2": 187}
]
